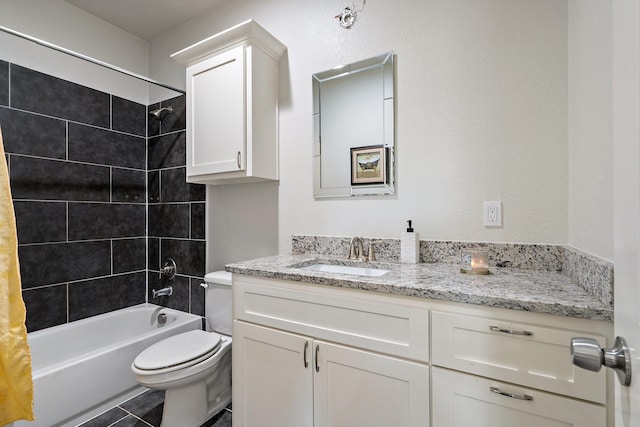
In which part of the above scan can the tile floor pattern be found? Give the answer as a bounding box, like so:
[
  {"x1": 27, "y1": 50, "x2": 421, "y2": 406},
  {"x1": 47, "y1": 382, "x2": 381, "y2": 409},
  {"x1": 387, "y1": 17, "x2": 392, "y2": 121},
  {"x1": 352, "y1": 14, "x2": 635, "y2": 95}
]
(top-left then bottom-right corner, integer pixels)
[{"x1": 78, "y1": 389, "x2": 231, "y2": 427}]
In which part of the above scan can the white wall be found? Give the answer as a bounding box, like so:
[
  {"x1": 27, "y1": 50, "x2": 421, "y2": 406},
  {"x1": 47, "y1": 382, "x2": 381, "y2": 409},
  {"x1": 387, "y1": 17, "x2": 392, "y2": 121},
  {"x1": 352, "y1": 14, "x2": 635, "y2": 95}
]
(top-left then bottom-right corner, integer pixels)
[
  {"x1": 568, "y1": 0, "x2": 613, "y2": 261},
  {"x1": 0, "y1": 0, "x2": 151, "y2": 104},
  {"x1": 2, "y1": 0, "x2": 611, "y2": 261},
  {"x1": 206, "y1": 182, "x2": 279, "y2": 272},
  {"x1": 151, "y1": 0, "x2": 579, "y2": 257}
]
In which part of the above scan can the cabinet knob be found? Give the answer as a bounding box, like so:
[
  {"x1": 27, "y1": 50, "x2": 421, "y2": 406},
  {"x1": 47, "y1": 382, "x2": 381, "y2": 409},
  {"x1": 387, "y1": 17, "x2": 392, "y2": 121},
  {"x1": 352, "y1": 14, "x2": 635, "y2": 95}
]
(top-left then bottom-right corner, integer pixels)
[{"x1": 571, "y1": 336, "x2": 632, "y2": 386}]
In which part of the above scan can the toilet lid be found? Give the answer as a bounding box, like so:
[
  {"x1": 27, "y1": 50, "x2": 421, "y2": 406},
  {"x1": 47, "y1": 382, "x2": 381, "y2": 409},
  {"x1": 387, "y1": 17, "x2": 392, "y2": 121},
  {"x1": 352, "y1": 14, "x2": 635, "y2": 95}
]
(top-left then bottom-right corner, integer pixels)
[{"x1": 133, "y1": 330, "x2": 222, "y2": 371}]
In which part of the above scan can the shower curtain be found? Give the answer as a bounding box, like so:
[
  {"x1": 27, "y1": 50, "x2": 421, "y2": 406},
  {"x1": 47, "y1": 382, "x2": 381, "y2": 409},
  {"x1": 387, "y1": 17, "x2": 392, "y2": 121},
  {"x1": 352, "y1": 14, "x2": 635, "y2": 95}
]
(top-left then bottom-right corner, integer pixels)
[{"x1": 0, "y1": 126, "x2": 34, "y2": 425}]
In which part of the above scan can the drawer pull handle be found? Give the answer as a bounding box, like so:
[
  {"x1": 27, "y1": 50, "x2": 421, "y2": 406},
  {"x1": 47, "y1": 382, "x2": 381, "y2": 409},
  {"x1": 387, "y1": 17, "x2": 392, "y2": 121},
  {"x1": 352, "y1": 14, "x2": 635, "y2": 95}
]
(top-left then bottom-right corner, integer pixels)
[
  {"x1": 303, "y1": 341, "x2": 309, "y2": 368},
  {"x1": 315, "y1": 345, "x2": 320, "y2": 372},
  {"x1": 237, "y1": 151, "x2": 242, "y2": 169},
  {"x1": 490, "y1": 386, "x2": 533, "y2": 401},
  {"x1": 489, "y1": 325, "x2": 533, "y2": 336}
]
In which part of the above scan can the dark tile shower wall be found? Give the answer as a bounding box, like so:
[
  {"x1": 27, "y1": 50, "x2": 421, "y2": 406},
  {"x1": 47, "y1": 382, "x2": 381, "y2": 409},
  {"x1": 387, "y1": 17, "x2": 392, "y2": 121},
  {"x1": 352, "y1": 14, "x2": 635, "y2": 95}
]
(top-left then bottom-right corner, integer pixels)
[
  {"x1": 147, "y1": 95, "x2": 207, "y2": 316},
  {"x1": 0, "y1": 60, "x2": 207, "y2": 331}
]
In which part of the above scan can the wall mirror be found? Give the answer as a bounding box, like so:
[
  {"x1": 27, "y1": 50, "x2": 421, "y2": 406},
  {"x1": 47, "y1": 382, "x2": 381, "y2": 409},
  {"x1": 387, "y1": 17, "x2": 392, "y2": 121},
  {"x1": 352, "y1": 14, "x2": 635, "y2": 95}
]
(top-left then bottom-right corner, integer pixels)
[{"x1": 312, "y1": 51, "x2": 395, "y2": 198}]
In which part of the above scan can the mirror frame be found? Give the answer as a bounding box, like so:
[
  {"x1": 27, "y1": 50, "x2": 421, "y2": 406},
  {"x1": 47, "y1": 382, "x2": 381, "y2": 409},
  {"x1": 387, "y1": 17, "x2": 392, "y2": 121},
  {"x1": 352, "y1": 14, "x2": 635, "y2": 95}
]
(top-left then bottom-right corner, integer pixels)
[{"x1": 312, "y1": 52, "x2": 395, "y2": 198}]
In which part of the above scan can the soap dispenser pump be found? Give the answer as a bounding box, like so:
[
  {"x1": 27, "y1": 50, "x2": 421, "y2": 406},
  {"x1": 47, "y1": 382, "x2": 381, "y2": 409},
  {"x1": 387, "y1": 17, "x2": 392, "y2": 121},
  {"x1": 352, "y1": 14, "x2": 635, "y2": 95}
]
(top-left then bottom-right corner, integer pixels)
[{"x1": 401, "y1": 220, "x2": 420, "y2": 264}]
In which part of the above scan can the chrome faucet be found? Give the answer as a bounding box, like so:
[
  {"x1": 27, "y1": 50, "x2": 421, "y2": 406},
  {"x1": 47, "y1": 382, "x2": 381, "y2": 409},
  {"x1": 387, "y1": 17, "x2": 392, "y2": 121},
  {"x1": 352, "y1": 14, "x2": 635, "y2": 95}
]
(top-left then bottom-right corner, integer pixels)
[
  {"x1": 348, "y1": 237, "x2": 366, "y2": 262},
  {"x1": 152, "y1": 286, "x2": 173, "y2": 298}
]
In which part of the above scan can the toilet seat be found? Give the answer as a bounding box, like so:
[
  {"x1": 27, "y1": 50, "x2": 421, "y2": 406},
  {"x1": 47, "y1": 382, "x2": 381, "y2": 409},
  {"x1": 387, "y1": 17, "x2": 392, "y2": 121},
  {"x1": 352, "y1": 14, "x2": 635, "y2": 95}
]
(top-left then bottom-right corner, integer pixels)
[{"x1": 133, "y1": 330, "x2": 222, "y2": 375}]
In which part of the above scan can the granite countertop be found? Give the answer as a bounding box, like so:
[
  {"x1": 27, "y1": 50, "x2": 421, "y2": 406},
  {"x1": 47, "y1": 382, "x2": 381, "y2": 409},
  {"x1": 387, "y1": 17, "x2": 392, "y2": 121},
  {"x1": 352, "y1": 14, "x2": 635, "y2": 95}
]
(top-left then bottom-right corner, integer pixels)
[{"x1": 225, "y1": 254, "x2": 613, "y2": 321}]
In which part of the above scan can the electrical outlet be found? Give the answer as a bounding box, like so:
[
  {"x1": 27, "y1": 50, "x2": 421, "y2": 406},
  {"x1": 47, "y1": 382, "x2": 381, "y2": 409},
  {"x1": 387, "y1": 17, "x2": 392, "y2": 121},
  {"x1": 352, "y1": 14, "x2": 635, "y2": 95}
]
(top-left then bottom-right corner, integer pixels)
[{"x1": 483, "y1": 201, "x2": 502, "y2": 227}]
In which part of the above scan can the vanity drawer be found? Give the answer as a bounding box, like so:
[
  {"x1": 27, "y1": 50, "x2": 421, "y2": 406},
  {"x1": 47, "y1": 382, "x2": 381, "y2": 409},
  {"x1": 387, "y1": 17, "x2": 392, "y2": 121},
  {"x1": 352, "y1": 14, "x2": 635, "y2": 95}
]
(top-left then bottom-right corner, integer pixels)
[
  {"x1": 431, "y1": 311, "x2": 607, "y2": 403},
  {"x1": 432, "y1": 367, "x2": 606, "y2": 427},
  {"x1": 233, "y1": 275, "x2": 430, "y2": 362}
]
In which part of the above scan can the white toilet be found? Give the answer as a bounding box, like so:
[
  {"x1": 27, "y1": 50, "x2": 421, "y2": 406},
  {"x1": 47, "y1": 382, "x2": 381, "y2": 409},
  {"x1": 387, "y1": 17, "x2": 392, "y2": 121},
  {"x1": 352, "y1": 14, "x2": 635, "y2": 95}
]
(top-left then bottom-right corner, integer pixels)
[{"x1": 131, "y1": 271, "x2": 232, "y2": 427}]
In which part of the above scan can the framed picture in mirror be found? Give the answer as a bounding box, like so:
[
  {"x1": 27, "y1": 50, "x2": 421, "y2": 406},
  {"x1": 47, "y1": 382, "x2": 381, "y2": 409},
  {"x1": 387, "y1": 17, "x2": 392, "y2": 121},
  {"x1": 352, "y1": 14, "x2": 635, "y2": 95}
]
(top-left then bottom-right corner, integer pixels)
[{"x1": 351, "y1": 145, "x2": 386, "y2": 185}]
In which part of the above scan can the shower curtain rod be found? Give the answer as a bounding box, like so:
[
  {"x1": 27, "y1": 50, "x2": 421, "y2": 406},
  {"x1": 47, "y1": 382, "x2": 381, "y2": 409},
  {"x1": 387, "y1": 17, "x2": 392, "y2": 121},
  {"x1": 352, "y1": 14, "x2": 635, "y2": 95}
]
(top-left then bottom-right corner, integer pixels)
[{"x1": 0, "y1": 25, "x2": 186, "y2": 95}]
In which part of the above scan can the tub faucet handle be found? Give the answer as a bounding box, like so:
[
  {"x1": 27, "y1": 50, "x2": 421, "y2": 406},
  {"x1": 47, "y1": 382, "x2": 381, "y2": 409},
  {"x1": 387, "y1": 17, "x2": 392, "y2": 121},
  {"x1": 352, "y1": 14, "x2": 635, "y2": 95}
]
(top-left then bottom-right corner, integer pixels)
[{"x1": 159, "y1": 257, "x2": 176, "y2": 280}]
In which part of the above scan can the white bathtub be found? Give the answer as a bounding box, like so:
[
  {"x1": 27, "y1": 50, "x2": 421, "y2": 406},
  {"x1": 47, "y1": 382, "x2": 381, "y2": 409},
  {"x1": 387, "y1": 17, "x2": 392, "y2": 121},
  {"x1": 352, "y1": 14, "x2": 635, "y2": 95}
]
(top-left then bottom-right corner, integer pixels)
[{"x1": 15, "y1": 303, "x2": 202, "y2": 427}]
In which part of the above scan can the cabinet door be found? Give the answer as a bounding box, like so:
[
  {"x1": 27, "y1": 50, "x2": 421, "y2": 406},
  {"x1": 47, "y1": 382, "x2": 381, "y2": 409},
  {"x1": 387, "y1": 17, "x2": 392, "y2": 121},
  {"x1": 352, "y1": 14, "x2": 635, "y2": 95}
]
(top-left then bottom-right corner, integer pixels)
[
  {"x1": 233, "y1": 321, "x2": 313, "y2": 427},
  {"x1": 314, "y1": 340, "x2": 429, "y2": 427},
  {"x1": 432, "y1": 367, "x2": 606, "y2": 427},
  {"x1": 186, "y1": 45, "x2": 245, "y2": 176}
]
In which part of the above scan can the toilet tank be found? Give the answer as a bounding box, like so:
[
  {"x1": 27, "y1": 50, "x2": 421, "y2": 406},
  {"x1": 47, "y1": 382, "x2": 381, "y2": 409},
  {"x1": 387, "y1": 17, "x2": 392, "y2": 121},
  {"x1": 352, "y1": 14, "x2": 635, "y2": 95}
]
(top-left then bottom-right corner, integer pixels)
[{"x1": 204, "y1": 271, "x2": 232, "y2": 335}]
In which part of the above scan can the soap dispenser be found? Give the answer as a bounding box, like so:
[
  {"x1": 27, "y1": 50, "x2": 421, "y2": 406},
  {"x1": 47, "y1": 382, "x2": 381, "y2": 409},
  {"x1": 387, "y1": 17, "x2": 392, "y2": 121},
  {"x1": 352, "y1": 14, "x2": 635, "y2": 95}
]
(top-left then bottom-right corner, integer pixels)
[{"x1": 401, "y1": 220, "x2": 420, "y2": 264}]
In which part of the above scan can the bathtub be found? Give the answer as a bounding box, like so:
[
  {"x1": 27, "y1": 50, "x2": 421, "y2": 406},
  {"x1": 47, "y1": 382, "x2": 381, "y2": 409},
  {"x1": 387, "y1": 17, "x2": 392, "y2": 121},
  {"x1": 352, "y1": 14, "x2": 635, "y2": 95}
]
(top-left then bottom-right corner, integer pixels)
[{"x1": 15, "y1": 303, "x2": 202, "y2": 427}]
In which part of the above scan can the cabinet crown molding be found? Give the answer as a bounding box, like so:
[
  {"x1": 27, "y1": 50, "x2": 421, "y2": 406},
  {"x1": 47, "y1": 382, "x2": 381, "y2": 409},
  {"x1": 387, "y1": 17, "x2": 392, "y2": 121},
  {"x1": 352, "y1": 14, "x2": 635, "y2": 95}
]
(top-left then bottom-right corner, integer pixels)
[{"x1": 171, "y1": 19, "x2": 286, "y2": 66}]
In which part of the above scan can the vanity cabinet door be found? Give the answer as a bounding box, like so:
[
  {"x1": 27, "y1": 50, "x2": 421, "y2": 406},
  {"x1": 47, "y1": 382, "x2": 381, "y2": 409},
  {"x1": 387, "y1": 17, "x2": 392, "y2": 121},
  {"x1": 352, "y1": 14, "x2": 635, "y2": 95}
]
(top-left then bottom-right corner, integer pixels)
[
  {"x1": 432, "y1": 367, "x2": 606, "y2": 427},
  {"x1": 232, "y1": 320, "x2": 313, "y2": 427},
  {"x1": 186, "y1": 45, "x2": 245, "y2": 178},
  {"x1": 314, "y1": 340, "x2": 430, "y2": 427}
]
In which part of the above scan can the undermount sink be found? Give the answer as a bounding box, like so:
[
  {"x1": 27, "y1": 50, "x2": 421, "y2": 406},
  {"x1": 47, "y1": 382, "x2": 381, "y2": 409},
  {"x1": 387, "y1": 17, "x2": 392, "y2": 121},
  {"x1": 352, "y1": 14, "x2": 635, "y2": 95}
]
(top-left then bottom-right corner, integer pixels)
[{"x1": 296, "y1": 263, "x2": 390, "y2": 277}]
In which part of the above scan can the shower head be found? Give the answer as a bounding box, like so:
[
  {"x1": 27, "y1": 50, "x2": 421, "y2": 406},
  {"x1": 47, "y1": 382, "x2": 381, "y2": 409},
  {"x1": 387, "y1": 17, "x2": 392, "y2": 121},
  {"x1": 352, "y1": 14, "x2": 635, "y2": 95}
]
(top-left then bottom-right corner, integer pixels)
[{"x1": 149, "y1": 106, "x2": 173, "y2": 121}]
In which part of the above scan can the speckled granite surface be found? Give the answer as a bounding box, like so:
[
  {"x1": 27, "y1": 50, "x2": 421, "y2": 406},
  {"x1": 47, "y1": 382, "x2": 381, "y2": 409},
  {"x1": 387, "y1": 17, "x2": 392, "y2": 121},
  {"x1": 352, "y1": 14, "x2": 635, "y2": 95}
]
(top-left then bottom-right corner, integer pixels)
[
  {"x1": 563, "y1": 246, "x2": 614, "y2": 306},
  {"x1": 226, "y1": 254, "x2": 613, "y2": 321},
  {"x1": 291, "y1": 235, "x2": 614, "y2": 308},
  {"x1": 291, "y1": 235, "x2": 564, "y2": 270}
]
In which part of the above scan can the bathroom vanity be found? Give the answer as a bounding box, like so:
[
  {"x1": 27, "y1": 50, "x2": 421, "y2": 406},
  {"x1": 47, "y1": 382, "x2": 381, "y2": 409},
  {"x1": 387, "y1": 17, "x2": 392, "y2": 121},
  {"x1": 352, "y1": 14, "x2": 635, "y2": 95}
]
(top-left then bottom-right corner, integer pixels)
[{"x1": 227, "y1": 255, "x2": 613, "y2": 427}]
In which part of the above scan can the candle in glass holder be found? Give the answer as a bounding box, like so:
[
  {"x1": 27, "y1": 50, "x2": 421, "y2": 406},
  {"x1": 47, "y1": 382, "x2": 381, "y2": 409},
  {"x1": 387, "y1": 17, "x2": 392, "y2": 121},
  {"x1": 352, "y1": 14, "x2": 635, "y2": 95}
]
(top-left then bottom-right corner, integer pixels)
[
  {"x1": 460, "y1": 249, "x2": 489, "y2": 275},
  {"x1": 470, "y1": 251, "x2": 488, "y2": 271}
]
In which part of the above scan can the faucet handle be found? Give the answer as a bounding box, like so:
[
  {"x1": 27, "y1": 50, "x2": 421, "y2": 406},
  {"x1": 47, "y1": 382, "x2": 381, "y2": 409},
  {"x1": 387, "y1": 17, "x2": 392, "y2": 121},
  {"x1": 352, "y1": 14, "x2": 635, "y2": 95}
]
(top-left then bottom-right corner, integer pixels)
[
  {"x1": 367, "y1": 241, "x2": 377, "y2": 262},
  {"x1": 348, "y1": 244, "x2": 358, "y2": 260},
  {"x1": 159, "y1": 257, "x2": 177, "y2": 280}
]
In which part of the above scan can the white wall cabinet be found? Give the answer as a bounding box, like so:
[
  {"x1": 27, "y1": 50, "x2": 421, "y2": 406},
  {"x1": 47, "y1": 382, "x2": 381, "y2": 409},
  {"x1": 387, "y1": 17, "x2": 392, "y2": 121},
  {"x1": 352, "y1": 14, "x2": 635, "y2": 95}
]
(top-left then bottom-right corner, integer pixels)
[
  {"x1": 232, "y1": 274, "x2": 612, "y2": 427},
  {"x1": 172, "y1": 20, "x2": 286, "y2": 184}
]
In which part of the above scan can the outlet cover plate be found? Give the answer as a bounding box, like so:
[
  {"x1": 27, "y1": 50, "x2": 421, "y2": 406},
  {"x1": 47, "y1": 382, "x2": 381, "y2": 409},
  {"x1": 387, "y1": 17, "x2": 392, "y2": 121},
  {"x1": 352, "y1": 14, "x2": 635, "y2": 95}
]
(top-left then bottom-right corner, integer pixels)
[{"x1": 483, "y1": 201, "x2": 502, "y2": 227}]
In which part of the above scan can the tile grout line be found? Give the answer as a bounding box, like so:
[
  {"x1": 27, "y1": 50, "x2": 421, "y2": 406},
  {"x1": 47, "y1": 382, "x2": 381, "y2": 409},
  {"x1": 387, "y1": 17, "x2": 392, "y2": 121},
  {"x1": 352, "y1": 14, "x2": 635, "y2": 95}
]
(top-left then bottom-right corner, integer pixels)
[
  {"x1": 102, "y1": 413, "x2": 129, "y2": 427},
  {"x1": 114, "y1": 405, "x2": 155, "y2": 427}
]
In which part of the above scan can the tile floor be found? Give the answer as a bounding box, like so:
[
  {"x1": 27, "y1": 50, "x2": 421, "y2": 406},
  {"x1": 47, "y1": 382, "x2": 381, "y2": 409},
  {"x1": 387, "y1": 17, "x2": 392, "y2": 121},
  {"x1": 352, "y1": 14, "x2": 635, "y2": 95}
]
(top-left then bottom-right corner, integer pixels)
[{"x1": 78, "y1": 389, "x2": 232, "y2": 427}]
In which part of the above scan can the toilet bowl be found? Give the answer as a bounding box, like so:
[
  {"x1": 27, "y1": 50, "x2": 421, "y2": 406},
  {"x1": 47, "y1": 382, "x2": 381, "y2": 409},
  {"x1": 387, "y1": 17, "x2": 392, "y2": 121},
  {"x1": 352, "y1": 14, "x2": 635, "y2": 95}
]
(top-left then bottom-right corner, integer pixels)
[{"x1": 131, "y1": 271, "x2": 233, "y2": 427}]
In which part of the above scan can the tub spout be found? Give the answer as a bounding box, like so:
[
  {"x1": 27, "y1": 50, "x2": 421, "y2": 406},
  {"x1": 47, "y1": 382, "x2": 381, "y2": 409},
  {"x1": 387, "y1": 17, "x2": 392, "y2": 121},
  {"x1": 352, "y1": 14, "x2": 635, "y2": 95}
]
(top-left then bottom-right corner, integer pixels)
[{"x1": 152, "y1": 286, "x2": 173, "y2": 298}]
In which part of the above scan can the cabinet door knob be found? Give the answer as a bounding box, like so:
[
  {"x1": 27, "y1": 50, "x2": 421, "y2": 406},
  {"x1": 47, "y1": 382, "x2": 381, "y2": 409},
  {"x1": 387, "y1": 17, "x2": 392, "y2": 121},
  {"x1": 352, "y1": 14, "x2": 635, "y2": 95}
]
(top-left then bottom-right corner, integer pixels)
[
  {"x1": 237, "y1": 151, "x2": 242, "y2": 169},
  {"x1": 303, "y1": 341, "x2": 309, "y2": 368}
]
